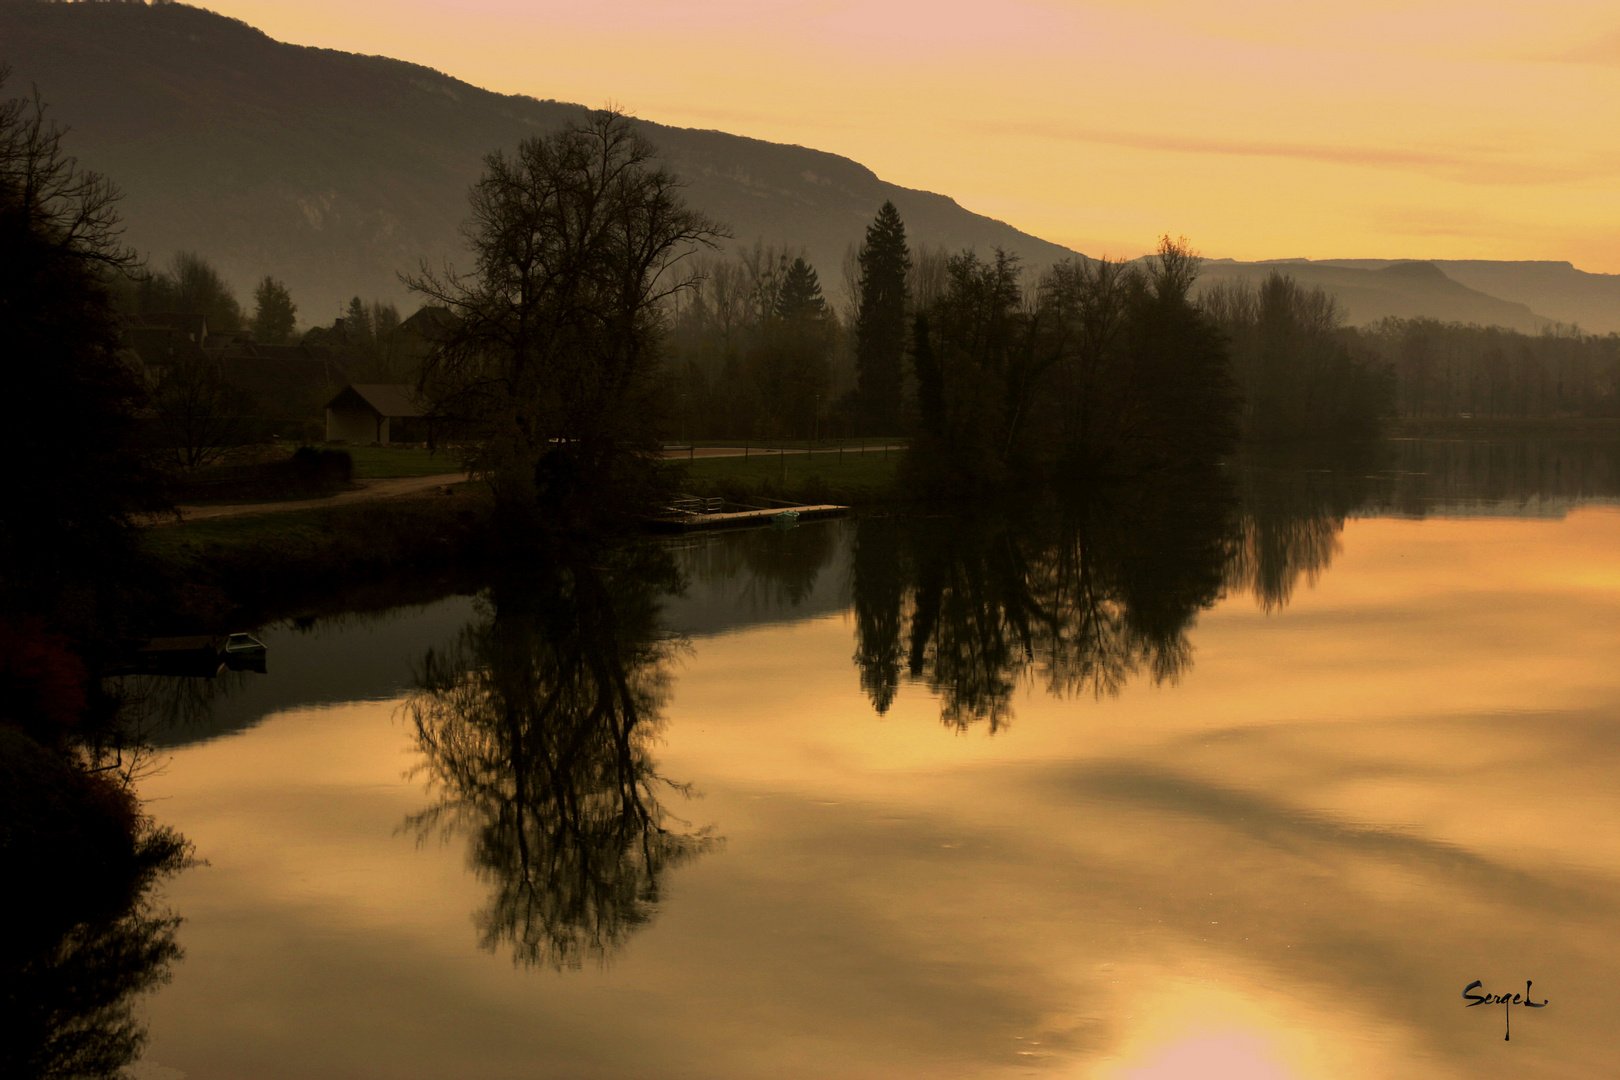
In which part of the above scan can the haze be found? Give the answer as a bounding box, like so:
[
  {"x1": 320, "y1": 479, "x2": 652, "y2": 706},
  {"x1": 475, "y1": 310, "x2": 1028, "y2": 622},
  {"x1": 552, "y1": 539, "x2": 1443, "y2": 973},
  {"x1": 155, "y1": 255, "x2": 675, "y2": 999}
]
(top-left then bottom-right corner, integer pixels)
[{"x1": 197, "y1": 0, "x2": 1620, "y2": 272}]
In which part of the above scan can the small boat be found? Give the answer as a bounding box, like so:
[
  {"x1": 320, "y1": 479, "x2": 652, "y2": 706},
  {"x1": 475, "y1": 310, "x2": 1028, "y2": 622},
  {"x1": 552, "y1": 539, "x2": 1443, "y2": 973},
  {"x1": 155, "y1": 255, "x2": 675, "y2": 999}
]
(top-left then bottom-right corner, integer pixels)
[
  {"x1": 223, "y1": 633, "x2": 267, "y2": 657},
  {"x1": 771, "y1": 509, "x2": 800, "y2": 530}
]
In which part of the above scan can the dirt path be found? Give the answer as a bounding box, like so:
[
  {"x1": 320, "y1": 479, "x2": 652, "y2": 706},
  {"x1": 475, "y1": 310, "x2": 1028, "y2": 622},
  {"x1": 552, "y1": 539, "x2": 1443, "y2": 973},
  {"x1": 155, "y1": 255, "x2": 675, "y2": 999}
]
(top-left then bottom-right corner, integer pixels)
[
  {"x1": 660, "y1": 444, "x2": 904, "y2": 459},
  {"x1": 154, "y1": 473, "x2": 467, "y2": 524}
]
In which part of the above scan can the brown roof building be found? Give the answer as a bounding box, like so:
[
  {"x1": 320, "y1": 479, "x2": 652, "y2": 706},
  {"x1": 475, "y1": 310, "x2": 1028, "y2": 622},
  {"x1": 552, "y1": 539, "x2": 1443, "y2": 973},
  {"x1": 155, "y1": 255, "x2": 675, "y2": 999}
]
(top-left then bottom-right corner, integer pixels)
[{"x1": 325, "y1": 383, "x2": 425, "y2": 445}]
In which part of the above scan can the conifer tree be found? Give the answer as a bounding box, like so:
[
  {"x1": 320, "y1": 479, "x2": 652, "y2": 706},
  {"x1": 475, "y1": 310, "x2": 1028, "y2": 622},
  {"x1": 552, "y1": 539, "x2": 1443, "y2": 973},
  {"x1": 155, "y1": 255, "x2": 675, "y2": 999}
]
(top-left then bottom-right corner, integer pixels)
[
  {"x1": 249, "y1": 276, "x2": 297, "y2": 343},
  {"x1": 774, "y1": 256, "x2": 825, "y2": 320},
  {"x1": 853, "y1": 202, "x2": 911, "y2": 435},
  {"x1": 750, "y1": 256, "x2": 831, "y2": 437}
]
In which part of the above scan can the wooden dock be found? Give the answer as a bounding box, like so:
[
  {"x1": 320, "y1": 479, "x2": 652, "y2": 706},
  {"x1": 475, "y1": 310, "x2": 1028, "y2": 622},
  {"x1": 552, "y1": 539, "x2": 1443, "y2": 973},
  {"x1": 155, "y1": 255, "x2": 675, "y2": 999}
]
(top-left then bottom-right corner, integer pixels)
[{"x1": 647, "y1": 503, "x2": 850, "y2": 533}]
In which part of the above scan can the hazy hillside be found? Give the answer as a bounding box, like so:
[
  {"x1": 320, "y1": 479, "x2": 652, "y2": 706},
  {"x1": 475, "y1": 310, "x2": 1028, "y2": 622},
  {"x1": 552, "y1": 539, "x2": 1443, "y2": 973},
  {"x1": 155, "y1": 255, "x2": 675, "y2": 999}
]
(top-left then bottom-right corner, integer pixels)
[
  {"x1": 1317, "y1": 260, "x2": 1620, "y2": 334},
  {"x1": 0, "y1": 0, "x2": 1077, "y2": 319},
  {"x1": 1195, "y1": 259, "x2": 1552, "y2": 332},
  {"x1": 3, "y1": 1, "x2": 1602, "y2": 337}
]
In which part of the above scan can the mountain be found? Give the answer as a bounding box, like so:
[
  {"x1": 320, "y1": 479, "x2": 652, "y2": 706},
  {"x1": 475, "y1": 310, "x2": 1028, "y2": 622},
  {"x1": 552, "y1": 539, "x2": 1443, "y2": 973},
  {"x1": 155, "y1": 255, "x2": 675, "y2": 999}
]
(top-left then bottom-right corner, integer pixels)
[
  {"x1": 2, "y1": 2, "x2": 1606, "y2": 337},
  {"x1": 1194, "y1": 259, "x2": 1553, "y2": 332},
  {"x1": 1314, "y1": 260, "x2": 1620, "y2": 334},
  {"x1": 0, "y1": 0, "x2": 1079, "y2": 320}
]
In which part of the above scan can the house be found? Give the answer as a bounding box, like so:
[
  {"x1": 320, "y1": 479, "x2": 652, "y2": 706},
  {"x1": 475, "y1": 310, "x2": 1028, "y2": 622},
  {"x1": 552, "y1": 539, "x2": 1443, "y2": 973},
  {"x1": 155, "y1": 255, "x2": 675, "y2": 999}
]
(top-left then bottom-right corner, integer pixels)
[{"x1": 325, "y1": 383, "x2": 425, "y2": 444}]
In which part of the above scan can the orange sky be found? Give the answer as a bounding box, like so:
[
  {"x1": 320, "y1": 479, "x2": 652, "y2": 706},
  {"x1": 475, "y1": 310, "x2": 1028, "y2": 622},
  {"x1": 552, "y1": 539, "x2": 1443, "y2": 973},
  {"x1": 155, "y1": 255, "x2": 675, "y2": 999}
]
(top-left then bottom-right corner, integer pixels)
[{"x1": 203, "y1": 1, "x2": 1620, "y2": 270}]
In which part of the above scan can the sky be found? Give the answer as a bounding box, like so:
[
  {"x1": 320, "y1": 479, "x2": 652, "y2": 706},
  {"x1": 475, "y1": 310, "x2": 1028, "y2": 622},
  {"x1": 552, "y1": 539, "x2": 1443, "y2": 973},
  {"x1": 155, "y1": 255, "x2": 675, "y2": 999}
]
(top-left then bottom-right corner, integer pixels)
[{"x1": 202, "y1": 0, "x2": 1620, "y2": 272}]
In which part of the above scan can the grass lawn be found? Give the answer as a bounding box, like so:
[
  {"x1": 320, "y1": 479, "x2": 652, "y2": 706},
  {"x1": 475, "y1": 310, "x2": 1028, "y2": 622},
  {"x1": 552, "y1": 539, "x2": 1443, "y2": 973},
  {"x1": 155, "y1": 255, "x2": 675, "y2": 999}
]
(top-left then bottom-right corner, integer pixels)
[
  {"x1": 142, "y1": 506, "x2": 335, "y2": 563},
  {"x1": 673, "y1": 447, "x2": 902, "y2": 504},
  {"x1": 666, "y1": 437, "x2": 908, "y2": 450},
  {"x1": 345, "y1": 445, "x2": 468, "y2": 479}
]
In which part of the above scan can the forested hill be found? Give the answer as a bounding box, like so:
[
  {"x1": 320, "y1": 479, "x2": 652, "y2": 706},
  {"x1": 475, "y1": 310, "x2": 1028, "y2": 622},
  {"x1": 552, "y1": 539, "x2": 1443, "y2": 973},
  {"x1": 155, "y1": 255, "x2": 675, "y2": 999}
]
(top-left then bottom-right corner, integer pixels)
[{"x1": 0, "y1": 0, "x2": 1079, "y2": 318}]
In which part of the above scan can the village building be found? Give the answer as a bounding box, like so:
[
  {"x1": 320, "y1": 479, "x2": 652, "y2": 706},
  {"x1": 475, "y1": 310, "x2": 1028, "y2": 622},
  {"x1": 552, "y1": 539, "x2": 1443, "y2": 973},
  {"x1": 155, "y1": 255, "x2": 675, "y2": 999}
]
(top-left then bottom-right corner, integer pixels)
[{"x1": 325, "y1": 383, "x2": 425, "y2": 444}]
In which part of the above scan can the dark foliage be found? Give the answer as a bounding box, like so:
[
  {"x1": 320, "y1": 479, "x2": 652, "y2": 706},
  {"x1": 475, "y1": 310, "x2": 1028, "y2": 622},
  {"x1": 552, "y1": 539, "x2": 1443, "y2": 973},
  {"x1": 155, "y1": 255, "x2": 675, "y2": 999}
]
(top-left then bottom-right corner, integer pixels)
[
  {"x1": 170, "y1": 447, "x2": 353, "y2": 504},
  {"x1": 249, "y1": 275, "x2": 296, "y2": 344},
  {"x1": 1203, "y1": 271, "x2": 1394, "y2": 442},
  {"x1": 126, "y1": 251, "x2": 243, "y2": 331},
  {"x1": 853, "y1": 201, "x2": 911, "y2": 435},
  {"x1": 0, "y1": 70, "x2": 167, "y2": 639},
  {"x1": 407, "y1": 109, "x2": 724, "y2": 537},
  {"x1": 905, "y1": 237, "x2": 1242, "y2": 494},
  {"x1": 1362, "y1": 317, "x2": 1620, "y2": 419},
  {"x1": 0, "y1": 727, "x2": 190, "y2": 1080}
]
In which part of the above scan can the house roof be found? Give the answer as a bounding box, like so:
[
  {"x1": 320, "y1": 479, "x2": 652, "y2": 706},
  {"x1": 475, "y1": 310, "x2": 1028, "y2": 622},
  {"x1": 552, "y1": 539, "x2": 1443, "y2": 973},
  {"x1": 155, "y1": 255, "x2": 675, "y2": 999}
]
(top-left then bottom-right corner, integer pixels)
[
  {"x1": 127, "y1": 312, "x2": 209, "y2": 342},
  {"x1": 223, "y1": 357, "x2": 351, "y2": 418},
  {"x1": 327, "y1": 383, "x2": 425, "y2": 418}
]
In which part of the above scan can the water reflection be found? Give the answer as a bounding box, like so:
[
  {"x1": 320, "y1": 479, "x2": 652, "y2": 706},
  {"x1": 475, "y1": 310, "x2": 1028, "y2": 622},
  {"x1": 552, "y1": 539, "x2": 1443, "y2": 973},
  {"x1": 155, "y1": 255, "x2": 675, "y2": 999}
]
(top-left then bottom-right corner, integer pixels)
[
  {"x1": 853, "y1": 474, "x2": 1243, "y2": 729},
  {"x1": 404, "y1": 548, "x2": 719, "y2": 969},
  {"x1": 850, "y1": 435, "x2": 1611, "y2": 728},
  {"x1": 1231, "y1": 444, "x2": 1388, "y2": 611},
  {"x1": 0, "y1": 728, "x2": 190, "y2": 1079}
]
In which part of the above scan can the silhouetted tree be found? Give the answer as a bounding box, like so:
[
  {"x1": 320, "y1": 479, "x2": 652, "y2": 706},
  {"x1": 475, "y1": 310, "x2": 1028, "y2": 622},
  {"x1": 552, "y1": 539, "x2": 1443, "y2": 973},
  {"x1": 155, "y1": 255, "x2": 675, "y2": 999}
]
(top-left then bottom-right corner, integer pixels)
[
  {"x1": 135, "y1": 251, "x2": 242, "y2": 332},
  {"x1": 1202, "y1": 270, "x2": 1392, "y2": 441},
  {"x1": 342, "y1": 295, "x2": 373, "y2": 347},
  {"x1": 407, "y1": 110, "x2": 725, "y2": 535},
  {"x1": 749, "y1": 256, "x2": 832, "y2": 437},
  {"x1": 148, "y1": 350, "x2": 258, "y2": 471},
  {"x1": 904, "y1": 249, "x2": 1027, "y2": 493},
  {"x1": 248, "y1": 275, "x2": 296, "y2": 343},
  {"x1": 853, "y1": 201, "x2": 910, "y2": 435},
  {"x1": 0, "y1": 71, "x2": 166, "y2": 635}
]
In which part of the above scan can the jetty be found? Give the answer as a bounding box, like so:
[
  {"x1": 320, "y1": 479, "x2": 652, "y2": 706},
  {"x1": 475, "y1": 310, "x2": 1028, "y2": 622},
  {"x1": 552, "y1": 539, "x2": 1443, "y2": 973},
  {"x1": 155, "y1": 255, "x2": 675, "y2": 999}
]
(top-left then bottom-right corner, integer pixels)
[{"x1": 647, "y1": 495, "x2": 850, "y2": 532}]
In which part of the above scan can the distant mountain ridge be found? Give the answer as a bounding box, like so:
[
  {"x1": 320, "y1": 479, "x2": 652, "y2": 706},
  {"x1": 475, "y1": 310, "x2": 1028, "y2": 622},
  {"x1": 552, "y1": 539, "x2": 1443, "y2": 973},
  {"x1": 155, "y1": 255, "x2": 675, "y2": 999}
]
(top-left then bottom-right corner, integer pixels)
[
  {"x1": 1194, "y1": 259, "x2": 1554, "y2": 334},
  {"x1": 1312, "y1": 260, "x2": 1620, "y2": 334},
  {"x1": 0, "y1": 0, "x2": 1077, "y2": 319}
]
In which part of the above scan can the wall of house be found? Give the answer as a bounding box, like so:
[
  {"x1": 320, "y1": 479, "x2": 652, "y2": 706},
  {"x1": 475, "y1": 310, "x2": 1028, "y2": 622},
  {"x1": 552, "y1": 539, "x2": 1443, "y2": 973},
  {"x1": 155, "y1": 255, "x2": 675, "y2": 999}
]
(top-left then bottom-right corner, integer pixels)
[{"x1": 326, "y1": 406, "x2": 381, "y2": 444}]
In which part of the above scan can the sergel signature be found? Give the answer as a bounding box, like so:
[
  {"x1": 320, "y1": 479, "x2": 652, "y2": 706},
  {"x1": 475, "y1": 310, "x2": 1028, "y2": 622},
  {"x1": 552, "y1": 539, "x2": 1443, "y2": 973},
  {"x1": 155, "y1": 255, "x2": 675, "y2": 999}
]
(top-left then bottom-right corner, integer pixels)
[{"x1": 1463, "y1": 980, "x2": 1547, "y2": 1041}]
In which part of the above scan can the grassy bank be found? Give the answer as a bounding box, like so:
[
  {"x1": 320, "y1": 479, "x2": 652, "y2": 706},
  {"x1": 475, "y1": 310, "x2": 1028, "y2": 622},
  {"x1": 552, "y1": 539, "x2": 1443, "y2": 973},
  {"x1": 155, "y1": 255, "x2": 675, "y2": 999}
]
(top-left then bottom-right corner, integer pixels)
[
  {"x1": 670, "y1": 448, "x2": 904, "y2": 505},
  {"x1": 144, "y1": 491, "x2": 494, "y2": 625},
  {"x1": 345, "y1": 445, "x2": 468, "y2": 479},
  {"x1": 142, "y1": 448, "x2": 905, "y2": 625}
]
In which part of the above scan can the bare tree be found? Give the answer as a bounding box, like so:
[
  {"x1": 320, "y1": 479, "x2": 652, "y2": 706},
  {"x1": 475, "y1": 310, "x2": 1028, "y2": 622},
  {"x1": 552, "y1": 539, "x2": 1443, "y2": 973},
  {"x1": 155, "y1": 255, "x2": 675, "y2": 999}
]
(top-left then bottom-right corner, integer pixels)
[
  {"x1": 406, "y1": 109, "x2": 725, "y2": 531},
  {"x1": 149, "y1": 352, "x2": 257, "y2": 472}
]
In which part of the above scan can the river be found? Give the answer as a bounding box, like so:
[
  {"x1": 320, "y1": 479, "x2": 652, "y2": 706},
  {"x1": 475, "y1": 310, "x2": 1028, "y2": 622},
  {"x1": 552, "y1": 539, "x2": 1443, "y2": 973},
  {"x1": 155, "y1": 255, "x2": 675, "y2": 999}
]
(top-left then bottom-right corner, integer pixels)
[{"x1": 124, "y1": 439, "x2": 1620, "y2": 1079}]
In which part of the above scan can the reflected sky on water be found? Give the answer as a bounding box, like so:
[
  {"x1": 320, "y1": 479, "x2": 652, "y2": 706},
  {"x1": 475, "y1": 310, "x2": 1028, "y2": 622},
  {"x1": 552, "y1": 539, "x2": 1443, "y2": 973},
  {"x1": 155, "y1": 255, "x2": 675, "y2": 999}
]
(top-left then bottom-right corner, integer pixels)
[{"x1": 127, "y1": 442, "x2": 1620, "y2": 1079}]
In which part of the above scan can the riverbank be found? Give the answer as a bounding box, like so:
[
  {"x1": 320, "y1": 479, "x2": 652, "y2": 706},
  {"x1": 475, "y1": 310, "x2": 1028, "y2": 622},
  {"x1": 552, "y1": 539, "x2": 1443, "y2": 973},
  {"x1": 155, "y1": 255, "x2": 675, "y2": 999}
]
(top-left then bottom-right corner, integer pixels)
[
  {"x1": 1386, "y1": 417, "x2": 1620, "y2": 440},
  {"x1": 143, "y1": 489, "x2": 496, "y2": 628},
  {"x1": 140, "y1": 451, "x2": 906, "y2": 628}
]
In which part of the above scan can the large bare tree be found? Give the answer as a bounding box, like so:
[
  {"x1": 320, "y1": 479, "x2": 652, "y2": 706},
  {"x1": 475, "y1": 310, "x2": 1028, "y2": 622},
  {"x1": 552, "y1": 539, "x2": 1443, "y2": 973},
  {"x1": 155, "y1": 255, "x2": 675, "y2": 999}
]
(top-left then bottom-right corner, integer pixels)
[{"x1": 406, "y1": 110, "x2": 725, "y2": 533}]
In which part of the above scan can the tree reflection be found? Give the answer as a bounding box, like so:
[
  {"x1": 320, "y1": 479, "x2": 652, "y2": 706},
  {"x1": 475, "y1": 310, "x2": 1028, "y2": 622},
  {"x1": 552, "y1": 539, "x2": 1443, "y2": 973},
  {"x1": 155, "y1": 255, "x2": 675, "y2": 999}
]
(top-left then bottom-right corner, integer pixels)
[
  {"x1": 854, "y1": 473, "x2": 1252, "y2": 730},
  {"x1": 405, "y1": 547, "x2": 718, "y2": 970},
  {"x1": 854, "y1": 454, "x2": 1413, "y2": 728},
  {"x1": 0, "y1": 727, "x2": 191, "y2": 1079},
  {"x1": 1228, "y1": 444, "x2": 1389, "y2": 611}
]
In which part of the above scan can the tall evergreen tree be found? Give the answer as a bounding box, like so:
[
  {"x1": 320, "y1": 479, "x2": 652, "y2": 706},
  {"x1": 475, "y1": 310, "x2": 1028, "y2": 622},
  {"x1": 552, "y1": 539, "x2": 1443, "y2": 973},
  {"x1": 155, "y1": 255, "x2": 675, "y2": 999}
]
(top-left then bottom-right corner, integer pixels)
[
  {"x1": 773, "y1": 257, "x2": 825, "y2": 320},
  {"x1": 750, "y1": 256, "x2": 831, "y2": 437},
  {"x1": 853, "y1": 202, "x2": 910, "y2": 435},
  {"x1": 249, "y1": 276, "x2": 297, "y2": 343}
]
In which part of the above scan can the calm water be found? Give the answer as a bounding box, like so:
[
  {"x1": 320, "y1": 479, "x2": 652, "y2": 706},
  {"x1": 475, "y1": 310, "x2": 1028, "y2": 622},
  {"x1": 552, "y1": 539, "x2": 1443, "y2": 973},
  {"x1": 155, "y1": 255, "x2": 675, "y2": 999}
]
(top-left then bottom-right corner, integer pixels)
[{"x1": 127, "y1": 442, "x2": 1620, "y2": 1079}]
